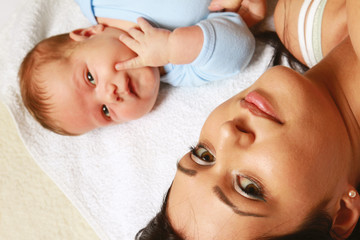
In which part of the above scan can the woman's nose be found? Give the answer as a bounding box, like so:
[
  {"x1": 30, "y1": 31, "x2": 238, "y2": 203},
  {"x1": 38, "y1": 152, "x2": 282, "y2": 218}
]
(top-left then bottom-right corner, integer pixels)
[{"x1": 218, "y1": 120, "x2": 255, "y2": 149}]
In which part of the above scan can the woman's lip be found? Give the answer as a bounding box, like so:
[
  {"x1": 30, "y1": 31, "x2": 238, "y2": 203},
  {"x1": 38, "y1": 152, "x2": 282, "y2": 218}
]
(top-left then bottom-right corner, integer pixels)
[{"x1": 242, "y1": 91, "x2": 283, "y2": 124}]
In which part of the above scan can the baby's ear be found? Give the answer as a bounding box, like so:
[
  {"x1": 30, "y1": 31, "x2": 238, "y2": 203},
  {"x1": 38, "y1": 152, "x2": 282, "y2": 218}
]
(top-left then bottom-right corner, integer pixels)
[
  {"x1": 331, "y1": 188, "x2": 360, "y2": 239},
  {"x1": 69, "y1": 24, "x2": 105, "y2": 41}
]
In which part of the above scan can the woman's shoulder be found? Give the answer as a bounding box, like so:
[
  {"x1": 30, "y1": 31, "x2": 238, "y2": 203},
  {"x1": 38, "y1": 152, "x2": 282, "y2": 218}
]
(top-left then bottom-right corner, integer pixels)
[{"x1": 274, "y1": 0, "x2": 347, "y2": 67}]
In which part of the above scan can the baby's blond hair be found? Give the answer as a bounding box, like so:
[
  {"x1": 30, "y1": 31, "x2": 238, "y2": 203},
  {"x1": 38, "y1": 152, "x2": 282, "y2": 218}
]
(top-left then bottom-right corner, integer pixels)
[{"x1": 19, "y1": 33, "x2": 78, "y2": 135}]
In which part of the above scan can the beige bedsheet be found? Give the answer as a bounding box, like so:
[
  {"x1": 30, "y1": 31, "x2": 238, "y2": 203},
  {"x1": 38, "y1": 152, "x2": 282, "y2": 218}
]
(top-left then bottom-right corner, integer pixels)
[{"x1": 0, "y1": 101, "x2": 99, "y2": 240}]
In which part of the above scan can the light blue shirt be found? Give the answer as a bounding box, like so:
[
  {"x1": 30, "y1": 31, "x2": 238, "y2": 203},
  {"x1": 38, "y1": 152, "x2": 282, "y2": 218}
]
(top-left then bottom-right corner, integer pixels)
[{"x1": 75, "y1": 0, "x2": 255, "y2": 86}]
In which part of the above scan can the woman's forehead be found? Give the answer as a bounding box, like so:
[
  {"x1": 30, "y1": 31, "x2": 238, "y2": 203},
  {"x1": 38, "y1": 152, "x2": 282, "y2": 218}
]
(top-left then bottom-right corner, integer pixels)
[{"x1": 167, "y1": 158, "x2": 320, "y2": 240}]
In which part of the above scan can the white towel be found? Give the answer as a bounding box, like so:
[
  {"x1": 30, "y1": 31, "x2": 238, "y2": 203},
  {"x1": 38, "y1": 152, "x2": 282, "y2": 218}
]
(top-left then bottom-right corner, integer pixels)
[{"x1": 0, "y1": 0, "x2": 276, "y2": 239}]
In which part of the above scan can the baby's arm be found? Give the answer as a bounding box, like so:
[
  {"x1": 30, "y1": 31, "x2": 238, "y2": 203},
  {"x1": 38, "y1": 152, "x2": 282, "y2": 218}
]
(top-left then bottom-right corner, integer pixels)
[
  {"x1": 163, "y1": 12, "x2": 255, "y2": 86},
  {"x1": 115, "y1": 18, "x2": 203, "y2": 70},
  {"x1": 209, "y1": 0, "x2": 267, "y2": 27},
  {"x1": 117, "y1": 12, "x2": 255, "y2": 87}
]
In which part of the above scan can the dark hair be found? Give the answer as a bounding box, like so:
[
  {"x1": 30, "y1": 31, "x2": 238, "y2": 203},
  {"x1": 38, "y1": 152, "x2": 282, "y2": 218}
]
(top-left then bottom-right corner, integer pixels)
[
  {"x1": 135, "y1": 188, "x2": 182, "y2": 240},
  {"x1": 254, "y1": 30, "x2": 309, "y2": 73},
  {"x1": 261, "y1": 211, "x2": 333, "y2": 240},
  {"x1": 135, "y1": 186, "x2": 360, "y2": 240}
]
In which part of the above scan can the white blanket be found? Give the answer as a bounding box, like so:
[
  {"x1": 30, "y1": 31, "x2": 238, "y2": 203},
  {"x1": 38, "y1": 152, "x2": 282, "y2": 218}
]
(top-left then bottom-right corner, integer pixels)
[{"x1": 0, "y1": 0, "x2": 276, "y2": 239}]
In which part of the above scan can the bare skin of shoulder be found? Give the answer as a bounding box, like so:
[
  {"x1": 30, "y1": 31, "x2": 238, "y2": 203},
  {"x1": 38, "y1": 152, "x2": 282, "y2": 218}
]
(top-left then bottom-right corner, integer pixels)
[{"x1": 274, "y1": 0, "x2": 348, "y2": 66}]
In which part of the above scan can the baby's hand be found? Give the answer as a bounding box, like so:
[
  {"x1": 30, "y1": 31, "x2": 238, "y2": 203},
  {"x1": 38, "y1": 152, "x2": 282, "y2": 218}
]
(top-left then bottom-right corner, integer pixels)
[
  {"x1": 115, "y1": 17, "x2": 171, "y2": 70},
  {"x1": 238, "y1": 0, "x2": 267, "y2": 27},
  {"x1": 208, "y1": 0, "x2": 243, "y2": 12},
  {"x1": 208, "y1": 0, "x2": 266, "y2": 27}
]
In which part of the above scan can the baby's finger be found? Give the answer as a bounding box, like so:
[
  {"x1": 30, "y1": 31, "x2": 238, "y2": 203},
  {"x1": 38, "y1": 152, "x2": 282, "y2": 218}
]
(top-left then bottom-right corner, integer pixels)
[
  {"x1": 115, "y1": 57, "x2": 144, "y2": 71},
  {"x1": 208, "y1": 3, "x2": 223, "y2": 11},
  {"x1": 136, "y1": 17, "x2": 154, "y2": 33},
  {"x1": 127, "y1": 27, "x2": 144, "y2": 41},
  {"x1": 208, "y1": 0, "x2": 224, "y2": 11},
  {"x1": 119, "y1": 34, "x2": 139, "y2": 52},
  {"x1": 209, "y1": 0, "x2": 242, "y2": 12}
]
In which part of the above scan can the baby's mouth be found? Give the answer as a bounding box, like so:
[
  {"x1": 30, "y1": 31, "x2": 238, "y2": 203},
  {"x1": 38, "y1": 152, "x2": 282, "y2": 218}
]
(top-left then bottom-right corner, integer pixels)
[{"x1": 128, "y1": 77, "x2": 139, "y2": 98}]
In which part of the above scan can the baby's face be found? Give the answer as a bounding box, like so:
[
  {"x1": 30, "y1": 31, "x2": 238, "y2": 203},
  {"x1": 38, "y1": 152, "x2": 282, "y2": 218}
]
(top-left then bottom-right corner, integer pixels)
[{"x1": 43, "y1": 26, "x2": 160, "y2": 134}]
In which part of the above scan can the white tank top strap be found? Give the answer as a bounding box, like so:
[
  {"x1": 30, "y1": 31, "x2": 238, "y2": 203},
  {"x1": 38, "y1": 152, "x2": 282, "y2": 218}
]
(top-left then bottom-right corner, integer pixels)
[
  {"x1": 313, "y1": 0, "x2": 327, "y2": 63},
  {"x1": 298, "y1": 0, "x2": 312, "y2": 66},
  {"x1": 298, "y1": 0, "x2": 327, "y2": 67}
]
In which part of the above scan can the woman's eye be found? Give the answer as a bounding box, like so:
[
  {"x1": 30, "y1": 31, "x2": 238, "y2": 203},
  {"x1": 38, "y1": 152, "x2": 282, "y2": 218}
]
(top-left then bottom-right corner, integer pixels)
[
  {"x1": 233, "y1": 172, "x2": 265, "y2": 201},
  {"x1": 87, "y1": 71, "x2": 96, "y2": 85},
  {"x1": 190, "y1": 145, "x2": 215, "y2": 166},
  {"x1": 102, "y1": 105, "x2": 110, "y2": 119}
]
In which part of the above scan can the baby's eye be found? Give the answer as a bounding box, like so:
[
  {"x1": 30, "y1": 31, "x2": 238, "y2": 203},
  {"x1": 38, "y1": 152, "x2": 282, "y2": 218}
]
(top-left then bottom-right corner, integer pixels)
[
  {"x1": 190, "y1": 145, "x2": 215, "y2": 166},
  {"x1": 102, "y1": 105, "x2": 110, "y2": 119},
  {"x1": 87, "y1": 71, "x2": 96, "y2": 85},
  {"x1": 233, "y1": 171, "x2": 265, "y2": 201}
]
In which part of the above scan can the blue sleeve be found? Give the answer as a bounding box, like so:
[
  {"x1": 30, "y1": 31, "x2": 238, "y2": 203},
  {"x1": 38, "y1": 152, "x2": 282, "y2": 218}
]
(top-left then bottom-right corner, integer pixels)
[
  {"x1": 74, "y1": 0, "x2": 98, "y2": 25},
  {"x1": 161, "y1": 12, "x2": 255, "y2": 87}
]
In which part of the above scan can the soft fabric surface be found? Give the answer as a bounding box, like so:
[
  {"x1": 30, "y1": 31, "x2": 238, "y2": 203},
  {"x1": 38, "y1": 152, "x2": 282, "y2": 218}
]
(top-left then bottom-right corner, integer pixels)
[
  {"x1": 0, "y1": 102, "x2": 99, "y2": 240},
  {"x1": 0, "y1": 0, "x2": 276, "y2": 239}
]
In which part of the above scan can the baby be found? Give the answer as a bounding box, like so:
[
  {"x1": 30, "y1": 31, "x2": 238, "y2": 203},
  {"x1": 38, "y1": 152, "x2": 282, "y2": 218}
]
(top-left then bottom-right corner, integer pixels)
[{"x1": 19, "y1": 0, "x2": 262, "y2": 135}]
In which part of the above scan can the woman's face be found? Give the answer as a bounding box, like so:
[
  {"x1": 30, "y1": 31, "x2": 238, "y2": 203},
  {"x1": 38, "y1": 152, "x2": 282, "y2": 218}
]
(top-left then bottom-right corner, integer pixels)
[{"x1": 167, "y1": 66, "x2": 352, "y2": 239}]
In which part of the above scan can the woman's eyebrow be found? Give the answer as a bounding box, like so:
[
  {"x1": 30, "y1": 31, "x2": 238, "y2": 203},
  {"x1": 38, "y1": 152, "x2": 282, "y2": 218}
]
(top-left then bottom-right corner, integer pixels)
[
  {"x1": 176, "y1": 162, "x2": 197, "y2": 176},
  {"x1": 213, "y1": 186, "x2": 266, "y2": 218}
]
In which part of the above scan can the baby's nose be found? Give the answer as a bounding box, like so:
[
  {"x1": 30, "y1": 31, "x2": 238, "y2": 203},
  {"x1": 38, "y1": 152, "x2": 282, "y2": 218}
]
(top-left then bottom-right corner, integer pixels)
[{"x1": 98, "y1": 82, "x2": 121, "y2": 103}]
